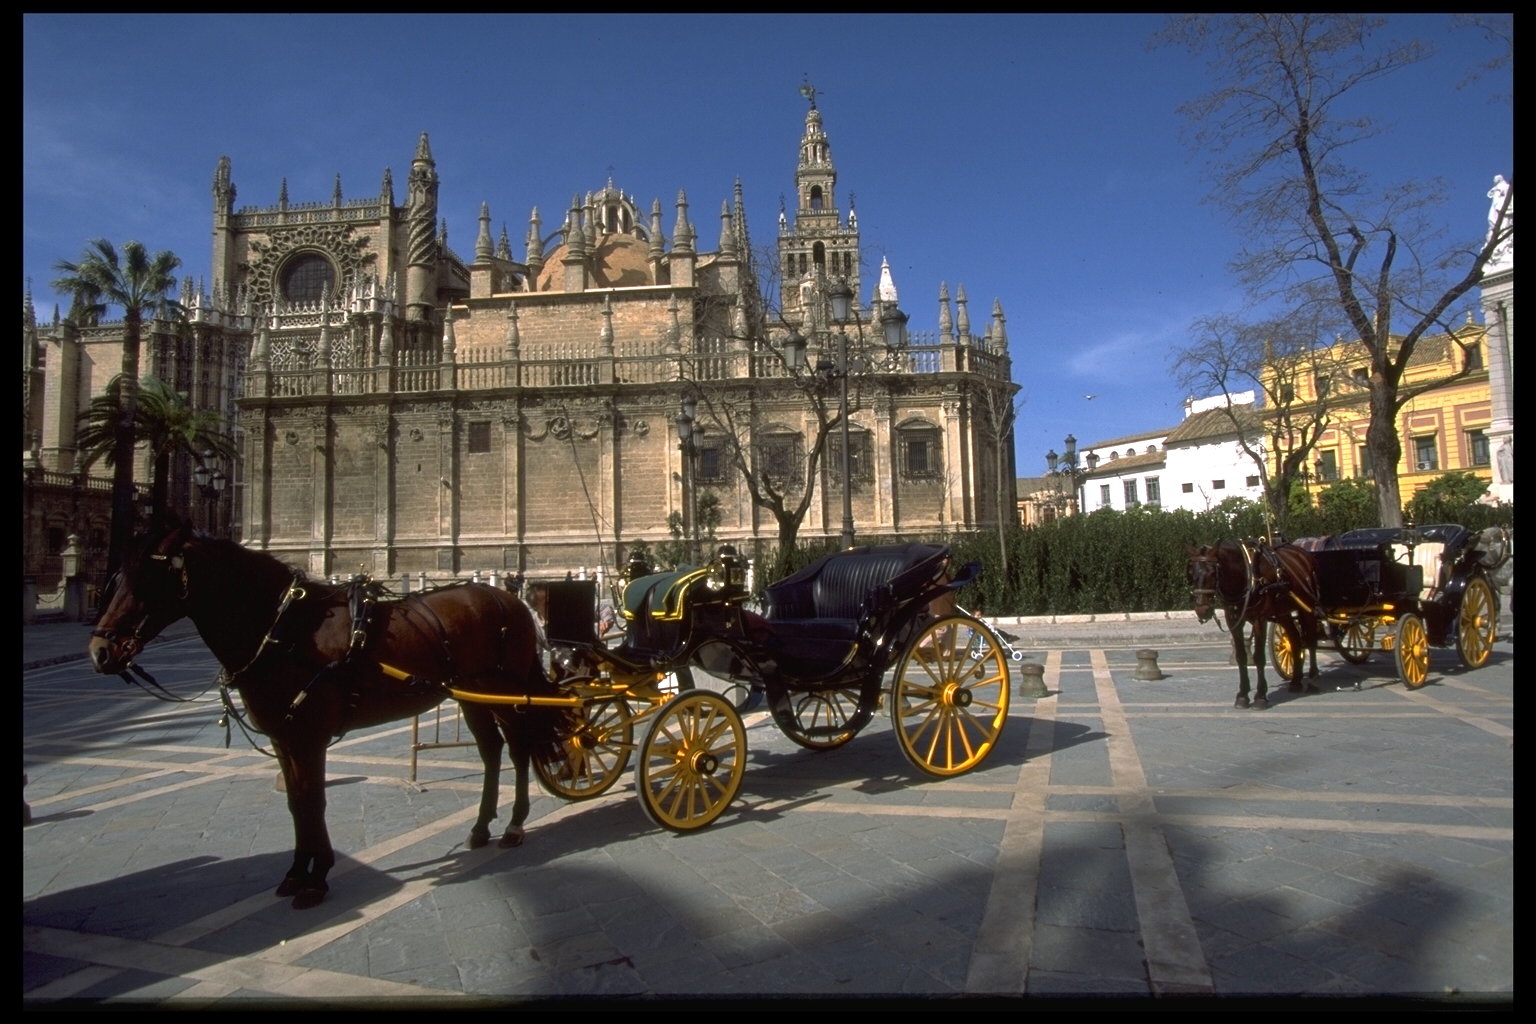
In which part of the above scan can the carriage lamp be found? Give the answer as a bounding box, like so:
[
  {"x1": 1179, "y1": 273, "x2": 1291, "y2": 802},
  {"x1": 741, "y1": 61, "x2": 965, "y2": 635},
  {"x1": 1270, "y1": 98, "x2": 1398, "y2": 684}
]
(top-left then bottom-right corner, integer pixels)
[
  {"x1": 709, "y1": 544, "x2": 745, "y2": 593},
  {"x1": 624, "y1": 547, "x2": 652, "y2": 582}
]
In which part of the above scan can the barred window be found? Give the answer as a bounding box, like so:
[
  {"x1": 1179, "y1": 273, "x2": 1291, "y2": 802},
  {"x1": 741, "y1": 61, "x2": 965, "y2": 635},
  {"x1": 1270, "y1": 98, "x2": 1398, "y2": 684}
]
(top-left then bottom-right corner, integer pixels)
[
  {"x1": 899, "y1": 424, "x2": 942, "y2": 480},
  {"x1": 829, "y1": 431, "x2": 873, "y2": 483},
  {"x1": 757, "y1": 432, "x2": 803, "y2": 489},
  {"x1": 697, "y1": 445, "x2": 726, "y2": 483}
]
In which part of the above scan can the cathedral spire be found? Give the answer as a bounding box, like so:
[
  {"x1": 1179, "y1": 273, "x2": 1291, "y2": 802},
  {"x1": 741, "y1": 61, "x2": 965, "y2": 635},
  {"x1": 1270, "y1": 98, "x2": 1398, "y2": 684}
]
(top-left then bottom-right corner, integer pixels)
[
  {"x1": 212, "y1": 155, "x2": 235, "y2": 213},
  {"x1": 476, "y1": 202, "x2": 494, "y2": 261},
  {"x1": 938, "y1": 282, "x2": 953, "y2": 344}
]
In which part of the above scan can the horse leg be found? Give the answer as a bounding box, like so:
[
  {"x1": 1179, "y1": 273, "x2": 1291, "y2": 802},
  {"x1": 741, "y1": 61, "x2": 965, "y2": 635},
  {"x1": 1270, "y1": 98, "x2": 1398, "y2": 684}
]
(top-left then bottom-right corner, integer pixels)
[
  {"x1": 460, "y1": 702, "x2": 505, "y2": 850},
  {"x1": 272, "y1": 742, "x2": 334, "y2": 909},
  {"x1": 1229, "y1": 617, "x2": 1252, "y2": 709},
  {"x1": 1283, "y1": 618, "x2": 1307, "y2": 694},
  {"x1": 499, "y1": 717, "x2": 532, "y2": 849},
  {"x1": 1251, "y1": 621, "x2": 1270, "y2": 710}
]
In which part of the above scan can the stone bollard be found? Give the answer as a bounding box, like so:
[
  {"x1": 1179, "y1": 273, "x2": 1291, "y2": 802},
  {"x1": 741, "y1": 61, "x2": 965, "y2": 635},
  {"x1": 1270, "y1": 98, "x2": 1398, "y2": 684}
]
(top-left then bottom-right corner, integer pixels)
[
  {"x1": 1134, "y1": 649, "x2": 1165, "y2": 680},
  {"x1": 1018, "y1": 661, "x2": 1050, "y2": 698}
]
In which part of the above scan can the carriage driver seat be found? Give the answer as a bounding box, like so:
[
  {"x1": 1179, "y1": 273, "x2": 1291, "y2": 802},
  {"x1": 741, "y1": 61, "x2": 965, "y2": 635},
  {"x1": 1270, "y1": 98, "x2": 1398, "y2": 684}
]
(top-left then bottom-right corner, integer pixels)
[{"x1": 758, "y1": 543, "x2": 949, "y2": 678}]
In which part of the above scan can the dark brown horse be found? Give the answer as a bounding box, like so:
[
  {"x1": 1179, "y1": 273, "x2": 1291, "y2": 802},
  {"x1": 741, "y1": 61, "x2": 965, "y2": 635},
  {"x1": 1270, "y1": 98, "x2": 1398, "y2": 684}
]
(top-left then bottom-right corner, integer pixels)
[
  {"x1": 1186, "y1": 539, "x2": 1322, "y2": 709},
  {"x1": 87, "y1": 515, "x2": 561, "y2": 909}
]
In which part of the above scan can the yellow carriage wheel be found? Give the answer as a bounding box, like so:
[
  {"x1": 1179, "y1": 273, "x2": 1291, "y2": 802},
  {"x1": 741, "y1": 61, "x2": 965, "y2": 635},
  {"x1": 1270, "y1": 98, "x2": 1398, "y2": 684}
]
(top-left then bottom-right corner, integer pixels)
[
  {"x1": 1456, "y1": 577, "x2": 1498, "y2": 670},
  {"x1": 532, "y1": 693, "x2": 633, "y2": 801},
  {"x1": 767, "y1": 677, "x2": 880, "y2": 751},
  {"x1": 890, "y1": 615, "x2": 1010, "y2": 777},
  {"x1": 1394, "y1": 613, "x2": 1431, "y2": 690},
  {"x1": 637, "y1": 690, "x2": 746, "y2": 832},
  {"x1": 1333, "y1": 620, "x2": 1374, "y2": 664}
]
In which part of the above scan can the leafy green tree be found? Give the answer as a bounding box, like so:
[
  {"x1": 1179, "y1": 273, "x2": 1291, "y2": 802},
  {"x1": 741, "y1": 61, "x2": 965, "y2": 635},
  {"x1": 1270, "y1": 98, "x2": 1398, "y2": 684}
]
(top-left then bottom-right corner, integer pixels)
[
  {"x1": 1405, "y1": 471, "x2": 1490, "y2": 526},
  {"x1": 75, "y1": 376, "x2": 236, "y2": 523},
  {"x1": 1314, "y1": 478, "x2": 1379, "y2": 536},
  {"x1": 53, "y1": 240, "x2": 184, "y2": 572}
]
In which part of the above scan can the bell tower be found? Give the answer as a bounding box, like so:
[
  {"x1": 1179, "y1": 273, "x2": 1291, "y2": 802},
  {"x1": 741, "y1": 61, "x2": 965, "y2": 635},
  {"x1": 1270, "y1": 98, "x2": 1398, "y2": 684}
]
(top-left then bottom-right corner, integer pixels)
[{"x1": 778, "y1": 81, "x2": 861, "y2": 320}]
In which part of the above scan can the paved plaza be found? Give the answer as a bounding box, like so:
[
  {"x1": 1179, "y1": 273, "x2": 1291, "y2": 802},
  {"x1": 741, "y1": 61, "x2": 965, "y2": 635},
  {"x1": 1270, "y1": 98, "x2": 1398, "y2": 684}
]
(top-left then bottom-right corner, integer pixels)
[{"x1": 23, "y1": 613, "x2": 1513, "y2": 1008}]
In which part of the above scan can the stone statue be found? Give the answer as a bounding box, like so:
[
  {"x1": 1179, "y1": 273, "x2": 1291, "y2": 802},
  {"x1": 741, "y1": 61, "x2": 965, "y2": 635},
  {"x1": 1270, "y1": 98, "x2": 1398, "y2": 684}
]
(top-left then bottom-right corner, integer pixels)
[{"x1": 1488, "y1": 174, "x2": 1511, "y2": 232}]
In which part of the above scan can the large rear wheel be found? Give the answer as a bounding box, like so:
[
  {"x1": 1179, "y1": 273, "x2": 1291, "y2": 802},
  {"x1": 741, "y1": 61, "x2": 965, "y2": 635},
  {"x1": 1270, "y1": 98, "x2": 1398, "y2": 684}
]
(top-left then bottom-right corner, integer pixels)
[
  {"x1": 1456, "y1": 576, "x2": 1498, "y2": 669},
  {"x1": 532, "y1": 693, "x2": 633, "y2": 800},
  {"x1": 890, "y1": 616, "x2": 1010, "y2": 777},
  {"x1": 637, "y1": 690, "x2": 746, "y2": 832},
  {"x1": 1394, "y1": 613, "x2": 1430, "y2": 690}
]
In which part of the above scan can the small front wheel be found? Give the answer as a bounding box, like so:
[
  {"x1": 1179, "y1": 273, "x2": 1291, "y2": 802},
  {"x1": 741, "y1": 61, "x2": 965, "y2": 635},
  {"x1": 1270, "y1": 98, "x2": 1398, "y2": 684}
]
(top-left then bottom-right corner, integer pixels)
[
  {"x1": 1332, "y1": 620, "x2": 1374, "y2": 664},
  {"x1": 1268, "y1": 623, "x2": 1298, "y2": 683},
  {"x1": 533, "y1": 694, "x2": 633, "y2": 800},
  {"x1": 637, "y1": 690, "x2": 746, "y2": 832},
  {"x1": 1394, "y1": 613, "x2": 1430, "y2": 690},
  {"x1": 890, "y1": 616, "x2": 1010, "y2": 777}
]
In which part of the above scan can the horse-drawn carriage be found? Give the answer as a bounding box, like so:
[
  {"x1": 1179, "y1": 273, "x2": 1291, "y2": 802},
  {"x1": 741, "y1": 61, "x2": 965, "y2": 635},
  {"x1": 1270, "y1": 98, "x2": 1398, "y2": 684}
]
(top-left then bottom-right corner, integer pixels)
[
  {"x1": 1268, "y1": 523, "x2": 1508, "y2": 689},
  {"x1": 87, "y1": 521, "x2": 1011, "y2": 906},
  {"x1": 499, "y1": 542, "x2": 1013, "y2": 832}
]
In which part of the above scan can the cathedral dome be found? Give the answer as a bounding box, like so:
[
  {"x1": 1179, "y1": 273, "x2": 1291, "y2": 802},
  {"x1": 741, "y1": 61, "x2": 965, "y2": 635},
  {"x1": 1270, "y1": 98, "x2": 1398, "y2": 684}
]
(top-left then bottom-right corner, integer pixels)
[{"x1": 533, "y1": 232, "x2": 653, "y2": 291}]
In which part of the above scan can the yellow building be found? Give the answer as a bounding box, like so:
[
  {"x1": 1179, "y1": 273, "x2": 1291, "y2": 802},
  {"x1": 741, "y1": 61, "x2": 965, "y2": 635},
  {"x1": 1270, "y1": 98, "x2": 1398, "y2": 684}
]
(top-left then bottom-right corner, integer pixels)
[{"x1": 1265, "y1": 321, "x2": 1493, "y2": 499}]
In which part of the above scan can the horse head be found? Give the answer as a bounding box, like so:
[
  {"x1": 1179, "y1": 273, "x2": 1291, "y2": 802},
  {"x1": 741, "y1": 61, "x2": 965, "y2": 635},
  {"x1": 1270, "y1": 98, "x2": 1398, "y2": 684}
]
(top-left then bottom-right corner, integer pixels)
[
  {"x1": 88, "y1": 513, "x2": 198, "y2": 675},
  {"x1": 1185, "y1": 542, "x2": 1230, "y2": 624}
]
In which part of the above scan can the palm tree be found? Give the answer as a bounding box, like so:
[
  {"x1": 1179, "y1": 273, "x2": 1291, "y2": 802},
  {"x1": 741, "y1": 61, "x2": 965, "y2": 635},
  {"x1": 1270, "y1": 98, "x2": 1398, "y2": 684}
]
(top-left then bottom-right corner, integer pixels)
[
  {"x1": 52, "y1": 240, "x2": 183, "y2": 573},
  {"x1": 75, "y1": 376, "x2": 236, "y2": 522}
]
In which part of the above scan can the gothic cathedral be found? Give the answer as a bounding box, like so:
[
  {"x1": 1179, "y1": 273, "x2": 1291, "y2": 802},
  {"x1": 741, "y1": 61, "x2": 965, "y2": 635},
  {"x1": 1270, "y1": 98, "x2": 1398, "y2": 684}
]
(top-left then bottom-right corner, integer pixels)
[{"x1": 24, "y1": 96, "x2": 1019, "y2": 588}]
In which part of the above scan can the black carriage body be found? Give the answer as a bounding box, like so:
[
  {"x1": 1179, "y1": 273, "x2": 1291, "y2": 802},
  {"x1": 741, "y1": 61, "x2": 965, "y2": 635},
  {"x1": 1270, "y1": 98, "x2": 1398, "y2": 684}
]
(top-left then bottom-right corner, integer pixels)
[
  {"x1": 758, "y1": 542, "x2": 955, "y2": 688},
  {"x1": 1313, "y1": 524, "x2": 1498, "y2": 649}
]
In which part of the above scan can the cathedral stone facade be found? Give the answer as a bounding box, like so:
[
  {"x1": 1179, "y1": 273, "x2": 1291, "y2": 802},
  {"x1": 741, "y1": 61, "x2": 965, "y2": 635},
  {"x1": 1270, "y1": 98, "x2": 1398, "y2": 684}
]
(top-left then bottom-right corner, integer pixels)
[{"x1": 24, "y1": 97, "x2": 1019, "y2": 591}]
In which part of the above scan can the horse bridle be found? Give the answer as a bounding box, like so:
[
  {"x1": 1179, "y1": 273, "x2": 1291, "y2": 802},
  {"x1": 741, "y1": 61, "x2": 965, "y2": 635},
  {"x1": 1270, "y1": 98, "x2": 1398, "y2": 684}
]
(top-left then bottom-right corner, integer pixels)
[{"x1": 1190, "y1": 542, "x2": 1258, "y2": 624}]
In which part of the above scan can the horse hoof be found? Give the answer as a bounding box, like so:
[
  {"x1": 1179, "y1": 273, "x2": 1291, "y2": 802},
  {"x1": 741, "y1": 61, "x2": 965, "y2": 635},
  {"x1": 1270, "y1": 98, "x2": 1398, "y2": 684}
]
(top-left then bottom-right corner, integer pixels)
[
  {"x1": 275, "y1": 877, "x2": 301, "y2": 898},
  {"x1": 499, "y1": 826, "x2": 525, "y2": 849},
  {"x1": 1254, "y1": 697, "x2": 1270, "y2": 710},
  {"x1": 291, "y1": 885, "x2": 328, "y2": 910},
  {"x1": 468, "y1": 828, "x2": 490, "y2": 850},
  {"x1": 1234, "y1": 696, "x2": 1251, "y2": 709}
]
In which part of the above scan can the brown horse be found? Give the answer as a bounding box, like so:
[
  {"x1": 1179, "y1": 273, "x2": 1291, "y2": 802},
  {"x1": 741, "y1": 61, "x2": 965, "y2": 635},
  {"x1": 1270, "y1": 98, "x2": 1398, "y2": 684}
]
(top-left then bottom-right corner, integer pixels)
[
  {"x1": 87, "y1": 515, "x2": 561, "y2": 909},
  {"x1": 1186, "y1": 539, "x2": 1322, "y2": 709}
]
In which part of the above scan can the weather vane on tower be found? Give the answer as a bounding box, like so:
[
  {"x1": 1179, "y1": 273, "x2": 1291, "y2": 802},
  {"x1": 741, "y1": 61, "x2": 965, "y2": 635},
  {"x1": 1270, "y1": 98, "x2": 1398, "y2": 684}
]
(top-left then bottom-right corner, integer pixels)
[{"x1": 799, "y1": 77, "x2": 817, "y2": 110}]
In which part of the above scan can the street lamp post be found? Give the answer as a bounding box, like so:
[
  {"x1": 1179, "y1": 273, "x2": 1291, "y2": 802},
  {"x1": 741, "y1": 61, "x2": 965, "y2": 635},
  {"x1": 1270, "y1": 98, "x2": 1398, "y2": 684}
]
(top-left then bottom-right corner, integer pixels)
[
  {"x1": 193, "y1": 450, "x2": 228, "y2": 537},
  {"x1": 784, "y1": 277, "x2": 907, "y2": 550},
  {"x1": 675, "y1": 397, "x2": 704, "y2": 565},
  {"x1": 1043, "y1": 434, "x2": 1092, "y2": 518}
]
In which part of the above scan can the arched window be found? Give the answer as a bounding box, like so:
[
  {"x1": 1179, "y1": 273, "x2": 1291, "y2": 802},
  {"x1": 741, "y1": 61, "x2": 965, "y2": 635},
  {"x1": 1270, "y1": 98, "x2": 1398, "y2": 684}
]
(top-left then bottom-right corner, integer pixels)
[
  {"x1": 809, "y1": 186, "x2": 824, "y2": 211},
  {"x1": 279, "y1": 252, "x2": 336, "y2": 304}
]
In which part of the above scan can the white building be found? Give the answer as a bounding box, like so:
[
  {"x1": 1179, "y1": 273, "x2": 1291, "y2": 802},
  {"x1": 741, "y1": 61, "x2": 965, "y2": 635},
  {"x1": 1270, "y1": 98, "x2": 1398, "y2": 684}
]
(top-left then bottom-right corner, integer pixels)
[{"x1": 1076, "y1": 392, "x2": 1266, "y2": 514}]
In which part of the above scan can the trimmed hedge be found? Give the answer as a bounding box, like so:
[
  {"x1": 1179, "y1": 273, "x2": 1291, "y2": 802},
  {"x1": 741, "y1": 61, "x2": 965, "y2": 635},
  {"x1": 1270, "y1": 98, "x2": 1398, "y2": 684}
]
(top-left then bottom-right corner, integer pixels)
[{"x1": 756, "y1": 496, "x2": 1513, "y2": 617}]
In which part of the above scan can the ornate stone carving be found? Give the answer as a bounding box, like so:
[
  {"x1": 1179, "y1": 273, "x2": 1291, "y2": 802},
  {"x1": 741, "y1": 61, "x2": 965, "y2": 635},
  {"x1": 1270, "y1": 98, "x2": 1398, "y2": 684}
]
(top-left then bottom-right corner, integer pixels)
[{"x1": 245, "y1": 224, "x2": 375, "y2": 311}]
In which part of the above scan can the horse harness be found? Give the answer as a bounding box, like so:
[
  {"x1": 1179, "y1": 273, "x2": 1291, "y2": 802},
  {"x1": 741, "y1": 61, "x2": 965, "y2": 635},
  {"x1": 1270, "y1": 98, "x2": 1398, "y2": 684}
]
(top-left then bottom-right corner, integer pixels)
[{"x1": 1194, "y1": 539, "x2": 1309, "y2": 622}]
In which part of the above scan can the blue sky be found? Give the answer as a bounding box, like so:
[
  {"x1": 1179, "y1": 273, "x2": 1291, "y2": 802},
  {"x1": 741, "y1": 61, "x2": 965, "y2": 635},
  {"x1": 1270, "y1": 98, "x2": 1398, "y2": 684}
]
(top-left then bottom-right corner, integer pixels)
[{"x1": 22, "y1": 14, "x2": 1512, "y2": 478}]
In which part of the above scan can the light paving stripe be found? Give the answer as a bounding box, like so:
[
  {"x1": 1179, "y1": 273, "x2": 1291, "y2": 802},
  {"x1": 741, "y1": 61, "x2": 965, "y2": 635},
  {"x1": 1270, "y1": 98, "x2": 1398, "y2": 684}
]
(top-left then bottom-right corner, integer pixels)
[
  {"x1": 963, "y1": 648, "x2": 1060, "y2": 994},
  {"x1": 1390, "y1": 684, "x2": 1513, "y2": 738},
  {"x1": 1092, "y1": 648, "x2": 1213, "y2": 995},
  {"x1": 24, "y1": 925, "x2": 465, "y2": 1002}
]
